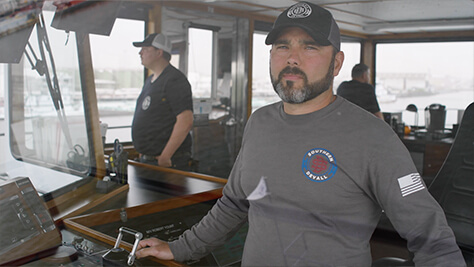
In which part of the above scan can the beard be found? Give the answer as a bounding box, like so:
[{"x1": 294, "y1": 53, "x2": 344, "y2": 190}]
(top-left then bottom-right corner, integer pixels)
[{"x1": 271, "y1": 57, "x2": 335, "y2": 104}]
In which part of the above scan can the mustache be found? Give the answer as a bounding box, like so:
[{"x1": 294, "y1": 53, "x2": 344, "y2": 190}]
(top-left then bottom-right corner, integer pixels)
[{"x1": 278, "y1": 66, "x2": 307, "y2": 80}]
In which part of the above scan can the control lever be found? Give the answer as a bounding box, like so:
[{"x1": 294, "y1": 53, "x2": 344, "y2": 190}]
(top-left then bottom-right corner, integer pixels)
[{"x1": 102, "y1": 227, "x2": 143, "y2": 266}]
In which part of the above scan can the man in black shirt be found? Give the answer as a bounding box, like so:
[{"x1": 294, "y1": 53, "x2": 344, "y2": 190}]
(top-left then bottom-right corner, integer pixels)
[
  {"x1": 132, "y1": 33, "x2": 193, "y2": 170},
  {"x1": 337, "y1": 63, "x2": 383, "y2": 119}
]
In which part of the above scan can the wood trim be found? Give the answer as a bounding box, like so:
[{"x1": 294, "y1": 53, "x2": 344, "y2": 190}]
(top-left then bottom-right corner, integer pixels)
[
  {"x1": 76, "y1": 32, "x2": 106, "y2": 177},
  {"x1": 368, "y1": 30, "x2": 474, "y2": 41},
  {"x1": 45, "y1": 179, "x2": 97, "y2": 210},
  {"x1": 128, "y1": 160, "x2": 228, "y2": 184},
  {"x1": 46, "y1": 178, "x2": 129, "y2": 224},
  {"x1": 361, "y1": 39, "x2": 375, "y2": 83},
  {"x1": 60, "y1": 184, "x2": 130, "y2": 220},
  {"x1": 341, "y1": 28, "x2": 369, "y2": 39},
  {"x1": 67, "y1": 188, "x2": 223, "y2": 227},
  {"x1": 150, "y1": 3, "x2": 162, "y2": 33}
]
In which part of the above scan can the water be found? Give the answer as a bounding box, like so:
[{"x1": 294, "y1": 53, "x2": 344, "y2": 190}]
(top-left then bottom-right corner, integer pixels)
[{"x1": 379, "y1": 90, "x2": 473, "y2": 127}]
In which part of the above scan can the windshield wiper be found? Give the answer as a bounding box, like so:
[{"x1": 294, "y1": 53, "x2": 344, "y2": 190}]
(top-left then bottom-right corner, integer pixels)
[{"x1": 24, "y1": 12, "x2": 73, "y2": 149}]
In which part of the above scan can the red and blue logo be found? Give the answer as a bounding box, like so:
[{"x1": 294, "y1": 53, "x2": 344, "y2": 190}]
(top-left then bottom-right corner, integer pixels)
[{"x1": 302, "y1": 148, "x2": 337, "y2": 182}]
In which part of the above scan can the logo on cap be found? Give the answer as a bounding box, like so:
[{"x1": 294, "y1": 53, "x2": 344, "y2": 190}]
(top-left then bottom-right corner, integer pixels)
[{"x1": 287, "y1": 2, "x2": 312, "y2": 19}]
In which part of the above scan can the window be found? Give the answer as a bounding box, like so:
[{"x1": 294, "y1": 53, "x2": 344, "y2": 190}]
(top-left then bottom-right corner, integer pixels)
[
  {"x1": 376, "y1": 42, "x2": 474, "y2": 127},
  {"x1": 8, "y1": 10, "x2": 89, "y2": 184},
  {"x1": 90, "y1": 18, "x2": 145, "y2": 144},
  {"x1": 188, "y1": 27, "x2": 214, "y2": 99},
  {"x1": 333, "y1": 42, "x2": 361, "y2": 90},
  {"x1": 0, "y1": 64, "x2": 4, "y2": 126},
  {"x1": 0, "y1": 64, "x2": 5, "y2": 171},
  {"x1": 4, "y1": 6, "x2": 149, "y2": 192},
  {"x1": 251, "y1": 32, "x2": 275, "y2": 112}
]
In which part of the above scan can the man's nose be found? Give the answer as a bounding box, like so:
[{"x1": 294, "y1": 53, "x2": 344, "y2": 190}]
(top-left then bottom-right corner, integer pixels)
[{"x1": 286, "y1": 49, "x2": 300, "y2": 66}]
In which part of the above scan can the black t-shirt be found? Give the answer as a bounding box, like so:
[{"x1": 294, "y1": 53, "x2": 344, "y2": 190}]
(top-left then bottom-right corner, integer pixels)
[
  {"x1": 132, "y1": 64, "x2": 193, "y2": 156},
  {"x1": 336, "y1": 80, "x2": 381, "y2": 114}
]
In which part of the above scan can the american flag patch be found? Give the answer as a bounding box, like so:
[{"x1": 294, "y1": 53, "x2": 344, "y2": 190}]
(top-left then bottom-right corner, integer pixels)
[{"x1": 398, "y1": 173, "x2": 425, "y2": 197}]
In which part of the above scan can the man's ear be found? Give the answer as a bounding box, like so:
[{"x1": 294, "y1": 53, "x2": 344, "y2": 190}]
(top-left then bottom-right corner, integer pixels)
[
  {"x1": 333, "y1": 50, "x2": 344, "y2": 77},
  {"x1": 156, "y1": 49, "x2": 163, "y2": 57}
]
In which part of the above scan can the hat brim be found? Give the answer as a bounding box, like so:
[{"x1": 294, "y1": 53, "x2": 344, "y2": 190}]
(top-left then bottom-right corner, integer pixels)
[
  {"x1": 132, "y1": 41, "x2": 151, "y2": 47},
  {"x1": 133, "y1": 33, "x2": 157, "y2": 47},
  {"x1": 265, "y1": 24, "x2": 332, "y2": 47}
]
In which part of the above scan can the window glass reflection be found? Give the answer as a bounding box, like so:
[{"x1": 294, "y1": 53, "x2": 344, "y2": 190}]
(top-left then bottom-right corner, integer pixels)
[
  {"x1": 10, "y1": 11, "x2": 89, "y2": 174},
  {"x1": 376, "y1": 42, "x2": 474, "y2": 127}
]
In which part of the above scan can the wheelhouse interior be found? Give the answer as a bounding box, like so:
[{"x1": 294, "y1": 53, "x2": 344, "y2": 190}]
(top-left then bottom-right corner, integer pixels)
[{"x1": 0, "y1": 0, "x2": 473, "y2": 266}]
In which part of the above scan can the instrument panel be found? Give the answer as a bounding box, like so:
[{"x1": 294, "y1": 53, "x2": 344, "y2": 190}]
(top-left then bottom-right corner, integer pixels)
[
  {"x1": 0, "y1": 177, "x2": 62, "y2": 265},
  {"x1": 64, "y1": 188, "x2": 247, "y2": 266}
]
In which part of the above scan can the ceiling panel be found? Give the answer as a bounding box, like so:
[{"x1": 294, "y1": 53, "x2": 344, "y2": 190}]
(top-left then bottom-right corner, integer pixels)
[{"x1": 178, "y1": 0, "x2": 474, "y2": 35}]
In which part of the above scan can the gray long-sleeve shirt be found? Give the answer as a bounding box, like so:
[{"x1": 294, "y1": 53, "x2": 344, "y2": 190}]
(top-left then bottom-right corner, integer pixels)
[{"x1": 170, "y1": 97, "x2": 465, "y2": 266}]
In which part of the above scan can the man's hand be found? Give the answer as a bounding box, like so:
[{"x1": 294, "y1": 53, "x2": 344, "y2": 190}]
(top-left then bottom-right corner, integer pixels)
[
  {"x1": 135, "y1": 238, "x2": 174, "y2": 260},
  {"x1": 157, "y1": 155, "x2": 172, "y2": 167}
]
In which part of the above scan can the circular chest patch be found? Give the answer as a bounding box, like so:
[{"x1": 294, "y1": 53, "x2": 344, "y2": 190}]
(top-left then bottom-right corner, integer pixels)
[
  {"x1": 142, "y1": 95, "x2": 151, "y2": 110},
  {"x1": 302, "y1": 148, "x2": 337, "y2": 182}
]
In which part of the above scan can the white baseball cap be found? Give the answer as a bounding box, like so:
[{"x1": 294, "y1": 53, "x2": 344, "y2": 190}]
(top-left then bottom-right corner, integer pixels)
[{"x1": 133, "y1": 33, "x2": 172, "y2": 54}]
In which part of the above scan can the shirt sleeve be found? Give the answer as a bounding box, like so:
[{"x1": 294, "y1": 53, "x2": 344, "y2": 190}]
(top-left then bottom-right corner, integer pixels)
[
  {"x1": 368, "y1": 133, "x2": 465, "y2": 266},
  {"x1": 169, "y1": 154, "x2": 249, "y2": 262},
  {"x1": 165, "y1": 73, "x2": 193, "y2": 117}
]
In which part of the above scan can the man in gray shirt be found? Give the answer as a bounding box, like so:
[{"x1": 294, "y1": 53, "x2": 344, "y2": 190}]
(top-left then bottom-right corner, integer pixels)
[{"x1": 136, "y1": 2, "x2": 465, "y2": 266}]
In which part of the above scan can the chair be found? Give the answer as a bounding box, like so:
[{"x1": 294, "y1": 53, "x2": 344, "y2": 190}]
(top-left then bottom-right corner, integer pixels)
[
  {"x1": 428, "y1": 102, "x2": 474, "y2": 265},
  {"x1": 373, "y1": 102, "x2": 474, "y2": 266}
]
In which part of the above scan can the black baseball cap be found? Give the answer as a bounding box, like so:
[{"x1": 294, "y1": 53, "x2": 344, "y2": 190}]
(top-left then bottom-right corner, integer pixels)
[{"x1": 265, "y1": 1, "x2": 340, "y2": 51}]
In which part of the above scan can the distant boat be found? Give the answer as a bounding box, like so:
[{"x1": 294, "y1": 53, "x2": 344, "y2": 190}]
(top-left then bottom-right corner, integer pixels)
[
  {"x1": 398, "y1": 87, "x2": 437, "y2": 97},
  {"x1": 376, "y1": 83, "x2": 397, "y2": 103}
]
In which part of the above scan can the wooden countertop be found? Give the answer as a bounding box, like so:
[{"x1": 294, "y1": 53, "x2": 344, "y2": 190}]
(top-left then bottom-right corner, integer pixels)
[{"x1": 48, "y1": 160, "x2": 226, "y2": 224}]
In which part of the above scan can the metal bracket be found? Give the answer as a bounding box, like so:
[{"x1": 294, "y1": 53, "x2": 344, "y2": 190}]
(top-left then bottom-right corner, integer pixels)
[{"x1": 111, "y1": 227, "x2": 143, "y2": 266}]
